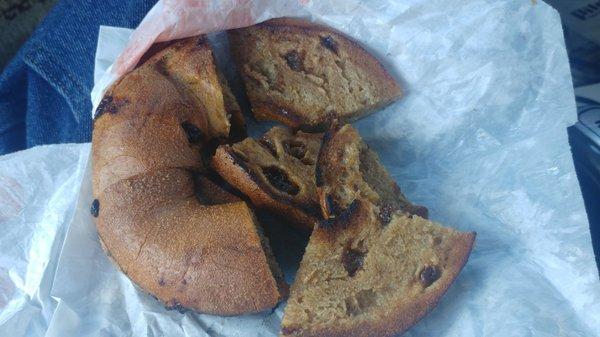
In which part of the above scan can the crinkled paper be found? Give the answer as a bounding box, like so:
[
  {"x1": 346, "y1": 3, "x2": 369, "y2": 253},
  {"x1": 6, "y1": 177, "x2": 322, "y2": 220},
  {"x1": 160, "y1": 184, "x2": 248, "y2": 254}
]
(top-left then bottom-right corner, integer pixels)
[{"x1": 2, "y1": 0, "x2": 599, "y2": 336}]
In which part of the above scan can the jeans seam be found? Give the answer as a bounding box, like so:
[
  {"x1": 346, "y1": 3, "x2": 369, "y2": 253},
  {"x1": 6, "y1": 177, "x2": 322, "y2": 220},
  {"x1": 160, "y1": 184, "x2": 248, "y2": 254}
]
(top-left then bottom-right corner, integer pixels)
[
  {"x1": 25, "y1": 43, "x2": 89, "y2": 122},
  {"x1": 30, "y1": 43, "x2": 87, "y2": 95}
]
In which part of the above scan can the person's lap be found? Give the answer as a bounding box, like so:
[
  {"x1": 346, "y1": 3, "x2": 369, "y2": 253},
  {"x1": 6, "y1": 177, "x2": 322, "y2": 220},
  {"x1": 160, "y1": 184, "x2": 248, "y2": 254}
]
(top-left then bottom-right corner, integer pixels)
[{"x1": 0, "y1": 0, "x2": 157, "y2": 155}]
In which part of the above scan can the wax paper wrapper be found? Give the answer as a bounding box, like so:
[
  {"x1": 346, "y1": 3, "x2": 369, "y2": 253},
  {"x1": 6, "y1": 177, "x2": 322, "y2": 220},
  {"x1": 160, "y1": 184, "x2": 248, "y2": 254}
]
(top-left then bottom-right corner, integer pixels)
[{"x1": 2, "y1": 0, "x2": 600, "y2": 336}]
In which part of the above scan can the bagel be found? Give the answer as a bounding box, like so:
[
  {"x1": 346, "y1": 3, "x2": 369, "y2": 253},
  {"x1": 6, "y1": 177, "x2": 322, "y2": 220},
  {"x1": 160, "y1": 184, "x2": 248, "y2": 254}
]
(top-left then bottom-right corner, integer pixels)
[{"x1": 91, "y1": 36, "x2": 287, "y2": 315}]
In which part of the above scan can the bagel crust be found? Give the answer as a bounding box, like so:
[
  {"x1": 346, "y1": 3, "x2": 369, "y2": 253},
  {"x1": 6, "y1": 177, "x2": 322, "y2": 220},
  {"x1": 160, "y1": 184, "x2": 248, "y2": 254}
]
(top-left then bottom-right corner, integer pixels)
[{"x1": 92, "y1": 36, "x2": 286, "y2": 315}]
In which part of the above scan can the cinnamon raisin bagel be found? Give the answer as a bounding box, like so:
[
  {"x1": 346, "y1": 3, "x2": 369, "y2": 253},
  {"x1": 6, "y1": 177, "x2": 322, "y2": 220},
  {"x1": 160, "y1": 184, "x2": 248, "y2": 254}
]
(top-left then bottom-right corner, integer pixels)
[{"x1": 91, "y1": 36, "x2": 287, "y2": 316}]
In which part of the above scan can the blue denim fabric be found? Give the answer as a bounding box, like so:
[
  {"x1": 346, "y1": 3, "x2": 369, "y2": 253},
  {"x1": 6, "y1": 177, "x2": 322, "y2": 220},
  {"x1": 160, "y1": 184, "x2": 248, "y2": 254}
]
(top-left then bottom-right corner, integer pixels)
[{"x1": 0, "y1": 0, "x2": 157, "y2": 155}]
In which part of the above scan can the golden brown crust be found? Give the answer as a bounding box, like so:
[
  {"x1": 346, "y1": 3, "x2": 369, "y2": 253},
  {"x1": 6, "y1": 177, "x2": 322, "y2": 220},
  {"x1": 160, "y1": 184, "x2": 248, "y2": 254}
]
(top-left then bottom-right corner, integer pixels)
[
  {"x1": 92, "y1": 36, "x2": 286, "y2": 315},
  {"x1": 96, "y1": 170, "x2": 282, "y2": 315},
  {"x1": 229, "y1": 17, "x2": 402, "y2": 131},
  {"x1": 92, "y1": 36, "x2": 228, "y2": 194}
]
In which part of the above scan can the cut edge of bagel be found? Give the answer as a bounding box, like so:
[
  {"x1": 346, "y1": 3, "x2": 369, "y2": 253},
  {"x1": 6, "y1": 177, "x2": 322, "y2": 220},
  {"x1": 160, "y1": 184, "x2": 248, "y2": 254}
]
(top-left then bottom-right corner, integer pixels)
[{"x1": 91, "y1": 35, "x2": 287, "y2": 316}]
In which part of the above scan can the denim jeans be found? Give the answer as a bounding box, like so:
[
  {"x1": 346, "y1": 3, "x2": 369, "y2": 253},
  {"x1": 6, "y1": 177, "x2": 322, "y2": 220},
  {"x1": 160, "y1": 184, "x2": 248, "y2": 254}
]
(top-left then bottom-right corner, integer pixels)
[{"x1": 0, "y1": 0, "x2": 157, "y2": 155}]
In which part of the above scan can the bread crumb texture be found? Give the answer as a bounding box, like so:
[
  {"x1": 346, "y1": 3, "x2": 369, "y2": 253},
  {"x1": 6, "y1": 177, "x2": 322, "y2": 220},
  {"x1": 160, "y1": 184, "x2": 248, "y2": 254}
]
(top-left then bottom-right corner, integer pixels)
[
  {"x1": 281, "y1": 200, "x2": 474, "y2": 337},
  {"x1": 229, "y1": 18, "x2": 402, "y2": 130}
]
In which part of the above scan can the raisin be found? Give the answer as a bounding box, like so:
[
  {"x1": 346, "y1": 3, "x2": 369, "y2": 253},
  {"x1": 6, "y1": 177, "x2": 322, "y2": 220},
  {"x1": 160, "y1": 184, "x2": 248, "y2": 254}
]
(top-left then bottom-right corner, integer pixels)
[
  {"x1": 262, "y1": 166, "x2": 299, "y2": 195},
  {"x1": 420, "y1": 265, "x2": 440, "y2": 287},
  {"x1": 180, "y1": 121, "x2": 203, "y2": 144},
  {"x1": 165, "y1": 300, "x2": 187, "y2": 314},
  {"x1": 378, "y1": 204, "x2": 396, "y2": 226},
  {"x1": 320, "y1": 35, "x2": 338, "y2": 54},
  {"x1": 342, "y1": 247, "x2": 365, "y2": 277},
  {"x1": 90, "y1": 199, "x2": 100, "y2": 217},
  {"x1": 158, "y1": 278, "x2": 165, "y2": 286},
  {"x1": 283, "y1": 140, "x2": 306, "y2": 160},
  {"x1": 258, "y1": 136, "x2": 278, "y2": 157},
  {"x1": 284, "y1": 50, "x2": 303, "y2": 71},
  {"x1": 95, "y1": 95, "x2": 123, "y2": 118},
  {"x1": 95, "y1": 96, "x2": 113, "y2": 115}
]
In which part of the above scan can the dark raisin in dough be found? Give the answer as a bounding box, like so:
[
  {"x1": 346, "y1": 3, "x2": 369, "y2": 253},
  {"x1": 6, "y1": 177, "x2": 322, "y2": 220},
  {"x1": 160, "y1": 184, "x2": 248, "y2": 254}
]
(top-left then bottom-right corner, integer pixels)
[
  {"x1": 419, "y1": 265, "x2": 440, "y2": 287},
  {"x1": 320, "y1": 35, "x2": 338, "y2": 54},
  {"x1": 284, "y1": 50, "x2": 303, "y2": 71},
  {"x1": 342, "y1": 248, "x2": 365, "y2": 277},
  {"x1": 90, "y1": 199, "x2": 100, "y2": 217},
  {"x1": 165, "y1": 301, "x2": 187, "y2": 314},
  {"x1": 378, "y1": 204, "x2": 395, "y2": 226},
  {"x1": 262, "y1": 166, "x2": 299, "y2": 195}
]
